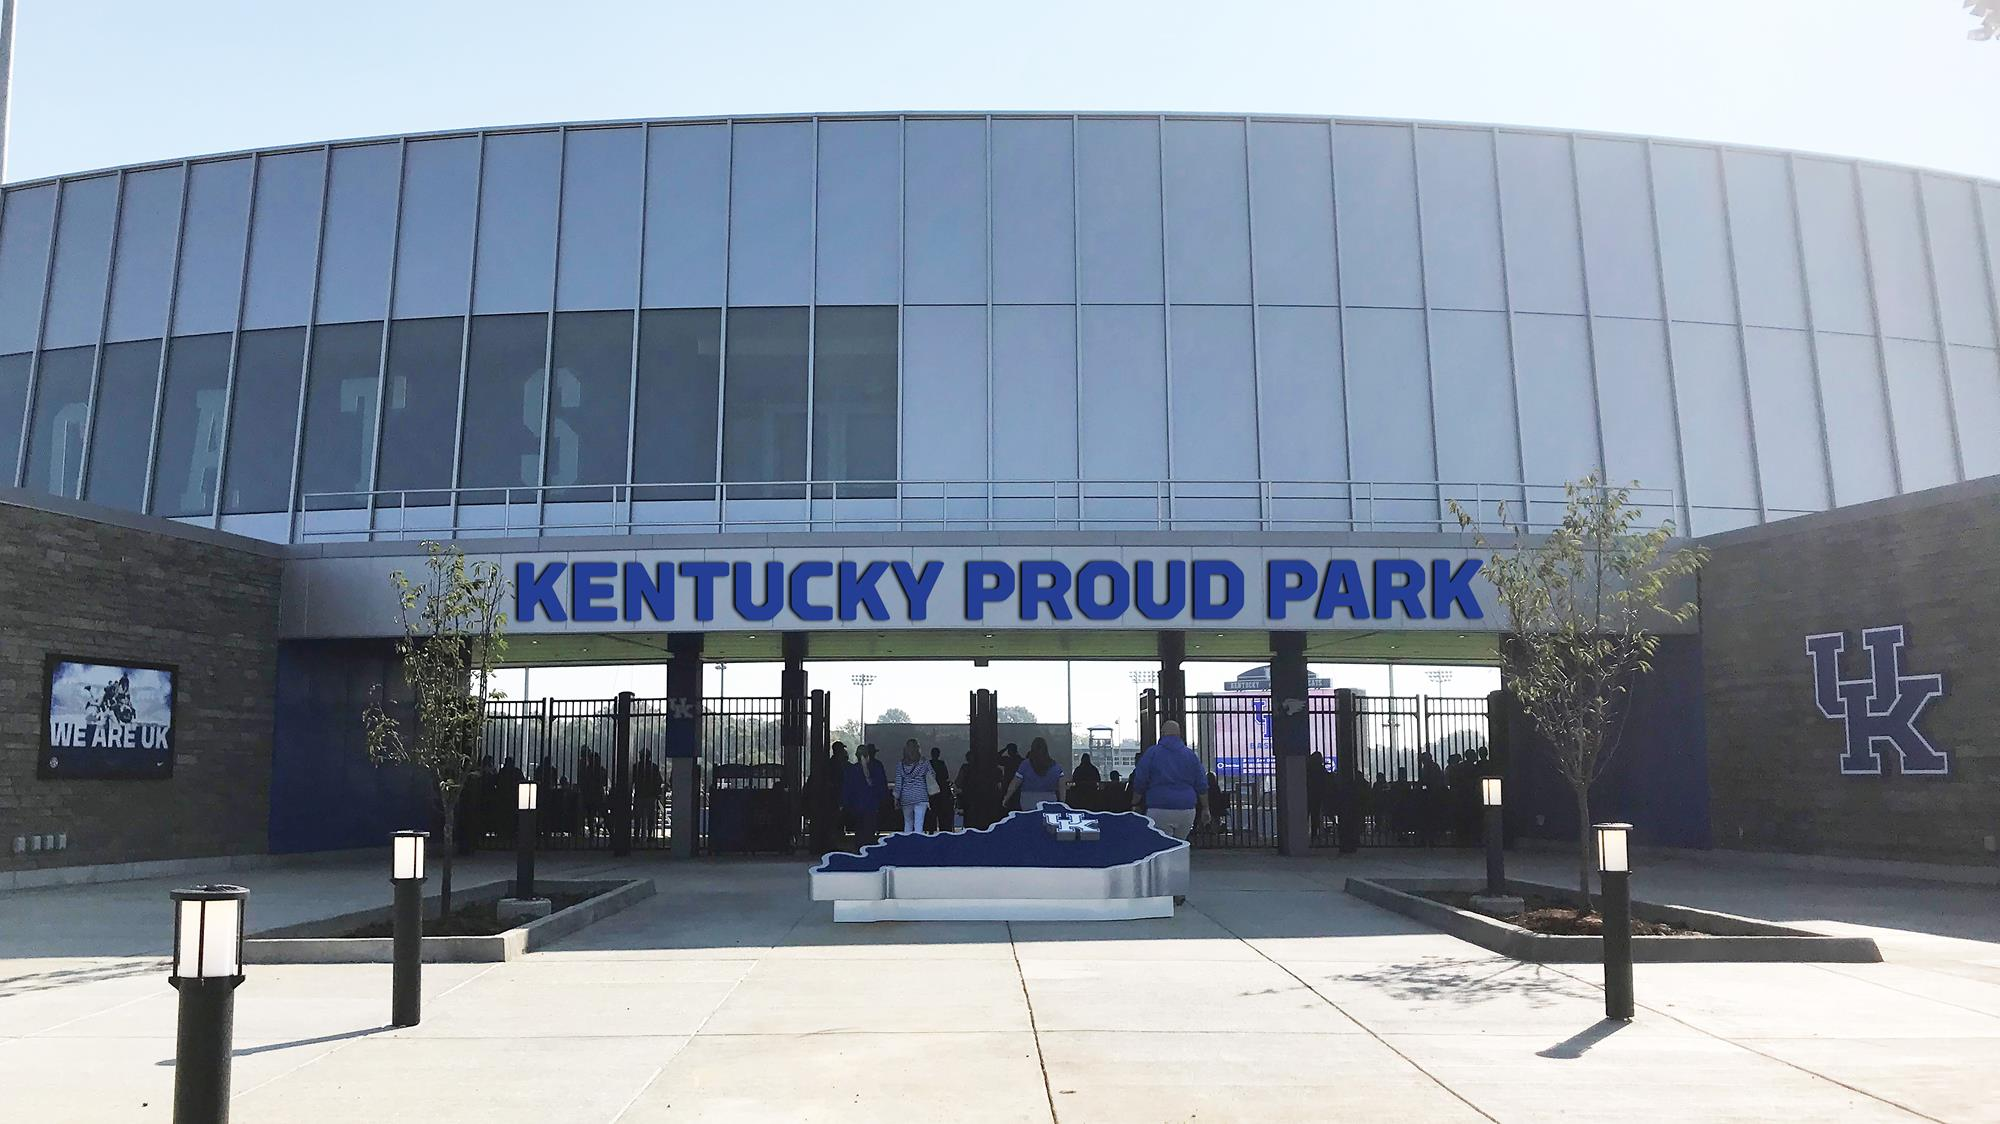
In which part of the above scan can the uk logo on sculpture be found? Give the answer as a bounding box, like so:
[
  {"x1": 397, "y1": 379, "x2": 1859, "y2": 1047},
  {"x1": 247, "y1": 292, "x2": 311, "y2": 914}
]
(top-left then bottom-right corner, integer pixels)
[{"x1": 1805, "y1": 625, "x2": 1950, "y2": 776}]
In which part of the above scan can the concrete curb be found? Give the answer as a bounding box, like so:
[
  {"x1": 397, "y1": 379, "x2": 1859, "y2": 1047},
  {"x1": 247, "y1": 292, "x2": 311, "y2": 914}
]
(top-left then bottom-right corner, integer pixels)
[
  {"x1": 1344, "y1": 877, "x2": 1882, "y2": 963},
  {"x1": 244, "y1": 878, "x2": 654, "y2": 964},
  {"x1": 0, "y1": 847, "x2": 382, "y2": 892}
]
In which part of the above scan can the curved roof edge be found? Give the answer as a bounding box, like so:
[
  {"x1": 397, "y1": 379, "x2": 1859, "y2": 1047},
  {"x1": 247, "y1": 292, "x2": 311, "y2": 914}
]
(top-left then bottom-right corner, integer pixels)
[{"x1": 5, "y1": 109, "x2": 1997, "y2": 192}]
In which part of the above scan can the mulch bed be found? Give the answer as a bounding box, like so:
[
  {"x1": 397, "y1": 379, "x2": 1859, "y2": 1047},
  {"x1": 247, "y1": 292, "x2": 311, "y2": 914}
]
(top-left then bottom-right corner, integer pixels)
[
  {"x1": 1423, "y1": 890, "x2": 1704, "y2": 936},
  {"x1": 338, "y1": 891, "x2": 592, "y2": 938}
]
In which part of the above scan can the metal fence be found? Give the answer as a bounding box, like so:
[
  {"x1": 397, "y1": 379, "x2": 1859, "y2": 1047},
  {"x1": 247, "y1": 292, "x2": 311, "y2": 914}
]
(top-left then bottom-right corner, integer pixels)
[{"x1": 476, "y1": 698, "x2": 634, "y2": 851}]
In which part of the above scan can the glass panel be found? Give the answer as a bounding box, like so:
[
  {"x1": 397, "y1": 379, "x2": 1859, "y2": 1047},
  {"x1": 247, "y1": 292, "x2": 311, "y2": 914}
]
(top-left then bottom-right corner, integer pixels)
[
  {"x1": 1814, "y1": 332, "x2": 1897, "y2": 504},
  {"x1": 1248, "y1": 120, "x2": 1337, "y2": 307},
  {"x1": 1793, "y1": 158, "x2": 1874, "y2": 337},
  {"x1": 150, "y1": 333, "x2": 233, "y2": 517},
  {"x1": 393, "y1": 136, "x2": 479, "y2": 319},
  {"x1": 1723, "y1": 151, "x2": 1809, "y2": 330},
  {"x1": 546, "y1": 310, "x2": 634, "y2": 492},
  {"x1": 815, "y1": 121, "x2": 900, "y2": 305},
  {"x1": 1593, "y1": 317, "x2": 1679, "y2": 498},
  {"x1": 1650, "y1": 145, "x2": 1735, "y2": 325},
  {"x1": 1574, "y1": 139, "x2": 1662, "y2": 321},
  {"x1": 0, "y1": 185, "x2": 56, "y2": 354},
  {"x1": 1742, "y1": 326, "x2": 1829, "y2": 514},
  {"x1": 106, "y1": 168, "x2": 184, "y2": 343},
  {"x1": 633, "y1": 307, "x2": 721, "y2": 492},
  {"x1": 903, "y1": 120, "x2": 987, "y2": 305},
  {"x1": 1513, "y1": 312, "x2": 1600, "y2": 487},
  {"x1": 1858, "y1": 166, "x2": 1938, "y2": 342},
  {"x1": 1882, "y1": 337, "x2": 1956, "y2": 491},
  {"x1": 727, "y1": 122, "x2": 815, "y2": 307},
  {"x1": 641, "y1": 124, "x2": 729, "y2": 309},
  {"x1": 900, "y1": 305, "x2": 985, "y2": 481},
  {"x1": 1948, "y1": 345, "x2": 2000, "y2": 479},
  {"x1": 171, "y1": 160, "x2": 254, "y2": 336},
  {"x1": 1342, "y1": 307, "x2": 1434, "y2": 523},
  {"x1": 460, "y1": 313, "x2": 548, "y2": 495},
  {"x1": 722, "y1": 306, "x2": 808, "y2": 493},
  {"x1": 0, "y1": 353, "x2": 25, "y2": 484},
  {"x1": 242, "y1": 150, "x2": 326, "y2": 330},
  {"x1": 1076, "y1": 119, "x2": 1163, "y2": 303},
  {"x1": 377, "y1": 318, "x2": 461, "y2": 501},
  {"x1": 1428, "y1": 309, "x2": 1519, "y2": 485},
  {"x1": 555, "y1": 127, "x2": 643, "y2": 312},
  {"x1": 316, "y1": 144, "x2": 401, "y2": 325},
  {"x1": 1922, "y1": 177, "x2": 1995, "y2": 348},
  {"x1": 84, "y1": 339, "x2": 163, "y2": 511},
  {"x1": 43, "y1": 177, "x2": 118, "y2": 349},
  {"x1": 1414, "y1": 128, "x2": 1504, "y2": 313},
  {"x1": 811, "y1": 305, "x2": 897, "y2": 494},
  {"x1": 1163, "y1": 119, "x2": 1249, "y2": 304},
  {"x1": 1667, "y1": 322, "x2": 1758, "y2": 529},
  {"x1": 220, "y1": 327, "x2": 306, "y2": 513},
  {"x1": 1255, "y1": 305, "x2": 1345, "y2": 481},
  {"x1": 1168, "y1": 305, "x2": 1255, "y2": 478},
  {"x1": 298, "y1": 321, "x2": 383, "y2": 509},
  {"x1": 1334, "y1": 124, "x2": 1422, "y2": 309},
  {"x1": 22, "y1": 346, "x2": 94, "y2": 496},
  {"x1": 992, "y1": 305, "x2": 1076, "y2": 480},
  {"x1": 1080, "y1": 305, "x2": 1166, "y2": 479},
  {"x1": 990, "y1": 119, "x2": 1075, "y2": 304},
  {"x1": 1496, "y1": 132, "x2": 1586, "y2": 315},
  {"x1": 473, "y1": 131, "x2": 561, "y2": 315}
]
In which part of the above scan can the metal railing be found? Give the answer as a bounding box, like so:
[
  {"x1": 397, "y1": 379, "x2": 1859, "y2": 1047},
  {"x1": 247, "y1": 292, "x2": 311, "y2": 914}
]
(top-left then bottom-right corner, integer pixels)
[{"x1": 297, "y1": 478, "x2": 1749, "y2": 540}]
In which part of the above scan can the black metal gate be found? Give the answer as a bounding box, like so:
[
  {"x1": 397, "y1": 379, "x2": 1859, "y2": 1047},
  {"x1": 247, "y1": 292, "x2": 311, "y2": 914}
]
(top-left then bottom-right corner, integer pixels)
[
  {"x1": 477, "y1": 698, "x2": 633, "y2": 851},
  {"x1": 1137, "y1": 689, "x2": 1491, "y2": 850},
  {"x1": 701, "y1": 695, "x2": 808, "y2": 855}
]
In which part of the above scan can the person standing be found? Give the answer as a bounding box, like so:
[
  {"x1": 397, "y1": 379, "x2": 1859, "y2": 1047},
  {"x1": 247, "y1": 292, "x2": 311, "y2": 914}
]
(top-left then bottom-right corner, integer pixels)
[
  {"x1": 1130, "y1": 720, "x2": 1208, "y2": 842},
  {"x1": 842, "y1": 745, "x2": 881, "y2": 846},
  {"x1": 957, "y1": 744, "x2": 1003, "y2": 830},
  {"x1": 927, "y1": 747, "x2": 954, "y2": 831},
  {"x1": 893, "y1": 740, "x2": 935, "y2": 834},
  {"x1": 1004, "y1": 737, "x2": 1067, "y2": 808}
]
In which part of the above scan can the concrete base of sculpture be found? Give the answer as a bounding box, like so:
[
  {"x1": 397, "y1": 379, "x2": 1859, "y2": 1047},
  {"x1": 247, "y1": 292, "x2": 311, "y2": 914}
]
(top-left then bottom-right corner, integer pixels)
[{"x1": 811, "y1": 804, "x2": 1190, "y2": 923}]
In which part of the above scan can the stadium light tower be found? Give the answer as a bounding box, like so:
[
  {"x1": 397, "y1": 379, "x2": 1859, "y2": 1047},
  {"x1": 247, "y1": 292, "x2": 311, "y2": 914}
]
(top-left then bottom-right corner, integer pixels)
[{"x1": 851, "y1": 674, "x2": 876, "y2": 742}]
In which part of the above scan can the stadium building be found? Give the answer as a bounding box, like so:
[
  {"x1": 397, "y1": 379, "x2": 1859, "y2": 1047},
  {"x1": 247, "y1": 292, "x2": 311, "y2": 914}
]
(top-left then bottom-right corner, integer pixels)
[{"x1": 2, "y1": 113, "x2": 1995, "y2": 881}]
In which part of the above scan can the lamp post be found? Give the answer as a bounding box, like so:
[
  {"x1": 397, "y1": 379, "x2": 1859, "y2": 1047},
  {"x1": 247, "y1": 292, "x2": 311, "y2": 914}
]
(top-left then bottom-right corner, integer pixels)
[
  {"x1": 851, "y1": 673, "x2": 876, "y2": 743},
  {"x1": 170, "y1": 884, "x2": 247, "y2": 1124},
  {"x1": 1480, "y1": 776, "x2": 1505, "y2": 894},
  {"x1": 1596, "y1": 822, "x2": 1635, "y2": 1020},
  {"x1": 516, "y1": 780, "x2": 538, "y2": 900},
  {"x1": 390, "y1": 831, "x2": 426, "y2": 1027}
]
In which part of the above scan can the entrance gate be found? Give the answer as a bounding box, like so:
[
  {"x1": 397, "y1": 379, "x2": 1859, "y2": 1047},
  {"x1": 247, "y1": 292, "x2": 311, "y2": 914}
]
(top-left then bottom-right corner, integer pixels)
[
  {"x1": 478, "y1": 691, "x2": 827, "y2": 855},
  {"x1": 1137, "y1": 689, "x2": 1494, "y2": 849}
]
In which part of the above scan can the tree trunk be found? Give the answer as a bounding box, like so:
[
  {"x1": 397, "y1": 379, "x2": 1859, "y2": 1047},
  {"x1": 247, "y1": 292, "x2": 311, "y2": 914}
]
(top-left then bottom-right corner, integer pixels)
[
  {"x1": 1574, "y1": 784, "x2": 1594, "y2": 910},
  {"x1": 439, "y1": 798, "x2": 457, "y2": 915}
]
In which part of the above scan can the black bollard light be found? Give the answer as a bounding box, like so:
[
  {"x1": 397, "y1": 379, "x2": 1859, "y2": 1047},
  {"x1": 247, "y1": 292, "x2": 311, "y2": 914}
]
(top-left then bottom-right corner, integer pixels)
[
  {"x1": 1480, "y1": 776, "x2": 1505, "y2": 895},
  {"x1": 170, "y1": 884, "x2": 248, "y2": 1124},
  {"x1": 390, "y1": 831, "x2": 426, "y2": 1027},
  {"x1": 516, "y1": 780, "x2": 538, "y2": 899},
  {"x1": 1595, "y1": 821, "x2": 1635, "y2": 1021}
]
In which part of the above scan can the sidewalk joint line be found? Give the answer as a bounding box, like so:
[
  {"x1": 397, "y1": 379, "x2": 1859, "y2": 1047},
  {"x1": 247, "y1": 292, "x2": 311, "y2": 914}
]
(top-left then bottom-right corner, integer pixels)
[{"x1": 1007, "y1": 921, "x2": 1063, "y2": 1124}]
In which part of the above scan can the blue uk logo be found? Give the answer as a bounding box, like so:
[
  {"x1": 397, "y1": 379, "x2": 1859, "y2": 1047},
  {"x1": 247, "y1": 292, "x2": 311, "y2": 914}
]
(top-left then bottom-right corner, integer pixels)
[{"x1": 1805, "y1": 625, "x2": 1950, "y2": 777}]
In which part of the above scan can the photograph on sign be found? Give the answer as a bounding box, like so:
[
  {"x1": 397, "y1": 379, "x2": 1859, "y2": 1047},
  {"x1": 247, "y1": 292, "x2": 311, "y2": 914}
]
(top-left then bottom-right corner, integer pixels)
[{"x1": 40, "y1": 656, "x2": 177, "y2": 779}]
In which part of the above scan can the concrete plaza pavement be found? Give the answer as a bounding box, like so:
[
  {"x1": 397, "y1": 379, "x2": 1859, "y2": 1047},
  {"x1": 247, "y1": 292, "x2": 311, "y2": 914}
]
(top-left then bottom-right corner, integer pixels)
[{"x1": 3, "y1": 845, "x2": 1999, "y2": 1123}]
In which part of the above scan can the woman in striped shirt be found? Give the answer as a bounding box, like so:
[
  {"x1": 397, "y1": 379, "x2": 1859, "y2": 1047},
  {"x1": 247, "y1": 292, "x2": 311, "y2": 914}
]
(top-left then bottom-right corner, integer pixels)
[{"x1": 893, "y1": 739, "x2": 935, "y2": 834}]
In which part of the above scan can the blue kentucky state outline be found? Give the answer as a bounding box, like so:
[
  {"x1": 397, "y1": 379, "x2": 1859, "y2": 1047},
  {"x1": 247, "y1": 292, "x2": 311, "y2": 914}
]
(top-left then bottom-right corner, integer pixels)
[{"x1": 813, "y1": 802, "x2": 1187, "y2": 873}]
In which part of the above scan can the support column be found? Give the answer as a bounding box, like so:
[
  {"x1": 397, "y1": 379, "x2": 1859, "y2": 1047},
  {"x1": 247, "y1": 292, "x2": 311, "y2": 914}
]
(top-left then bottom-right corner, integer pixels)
[
  {"x1": 1334, "y1": 687, "x2": 1362, "y2": 854},
  {"x1": 781, "y1": 633, "x2": 808, "y2": 854},
  {"x1": 1157, "y1": 631, "x2": 1186, "y2": 726},
  {"x1": 666, "y1": 633, "x2": 704, "y2": 859},
  {"x1": 1271, "y1": 631, "x2": 1311, "y2": 856},
  {"x1": 610, "y1": 691, "x2": 634, "y2": 856}
]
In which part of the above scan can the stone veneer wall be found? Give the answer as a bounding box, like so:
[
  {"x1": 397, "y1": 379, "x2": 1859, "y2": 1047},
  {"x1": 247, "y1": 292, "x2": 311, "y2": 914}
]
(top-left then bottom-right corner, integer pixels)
[
  {"x1": 1701, "y1": 477, "x2": 2000, "y2": 865},
  {"x1": 0, "y1": 491, "x2": 284, "y2": 873}
]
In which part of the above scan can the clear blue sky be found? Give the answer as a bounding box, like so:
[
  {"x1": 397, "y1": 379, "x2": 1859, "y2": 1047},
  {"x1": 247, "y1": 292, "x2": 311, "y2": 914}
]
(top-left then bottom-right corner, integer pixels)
[{"x1": 6, "y1": 0, "x2": 1998, "y2": 184}]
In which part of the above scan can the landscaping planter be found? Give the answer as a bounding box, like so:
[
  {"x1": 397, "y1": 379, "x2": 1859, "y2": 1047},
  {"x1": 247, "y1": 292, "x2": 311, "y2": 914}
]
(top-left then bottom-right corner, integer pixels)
[
  {"x1": 1345, "y1": 877, "x2": 1881, "y2": 963},
  {"x1": 243, "y1": 878, "x2": 653, "y2": 964}
]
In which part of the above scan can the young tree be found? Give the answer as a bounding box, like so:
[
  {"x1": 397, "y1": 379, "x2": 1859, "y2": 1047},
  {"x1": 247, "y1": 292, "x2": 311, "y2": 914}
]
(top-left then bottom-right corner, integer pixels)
[
  {"x1": 1449, "y1": 476, "x2": 1705, "y2": 903},
  {"x1": 362, "y1": 542, "x2": 510, "y2": 913}
]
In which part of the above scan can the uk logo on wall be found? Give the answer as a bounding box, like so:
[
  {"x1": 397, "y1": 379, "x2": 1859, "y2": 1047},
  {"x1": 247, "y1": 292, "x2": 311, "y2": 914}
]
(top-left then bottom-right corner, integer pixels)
[{"x1": 1804, "y1": 625, "x2": 1949, "y2": 777}]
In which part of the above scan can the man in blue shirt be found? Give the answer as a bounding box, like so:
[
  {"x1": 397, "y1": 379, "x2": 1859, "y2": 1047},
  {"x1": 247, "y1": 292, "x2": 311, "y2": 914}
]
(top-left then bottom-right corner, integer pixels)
[{"x1": 1130, "y1": 720, "x2": 1208, "y2": 842}]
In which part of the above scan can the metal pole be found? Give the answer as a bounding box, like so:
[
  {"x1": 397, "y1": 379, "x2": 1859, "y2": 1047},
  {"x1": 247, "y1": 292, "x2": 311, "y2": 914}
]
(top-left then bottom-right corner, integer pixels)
[
  {"x1": 390, "y1": 876, "x2": 422, "y2": 1027},
  {"x1": 516, "y1": 804, "x2": 537, "y2": 899},
  {"x1": 1484, "y1": 804, "x2": 1505, "y2": 896},
  {"x1": 0, "y1": 0, "x2": 15, "y2": 183},
  {"x1": 1601, "y1": 869, "x2": 1635, "y2": 1020},
  {"x1": 171, "y1": 977, "x2": 238, "y2": 1123}
]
